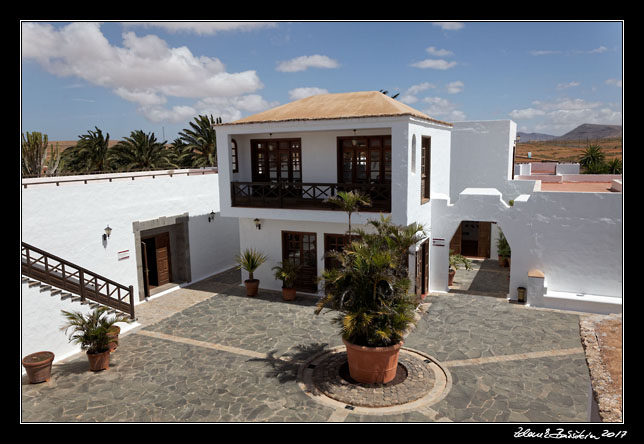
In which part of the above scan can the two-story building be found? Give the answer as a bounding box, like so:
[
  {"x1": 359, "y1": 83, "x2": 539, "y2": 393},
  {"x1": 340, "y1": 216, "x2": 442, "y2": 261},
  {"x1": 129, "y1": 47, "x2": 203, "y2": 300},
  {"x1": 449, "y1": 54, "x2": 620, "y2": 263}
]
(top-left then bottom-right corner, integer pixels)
[{"x1": 215, "y1": 91, "x2": 452, "y2": 297}]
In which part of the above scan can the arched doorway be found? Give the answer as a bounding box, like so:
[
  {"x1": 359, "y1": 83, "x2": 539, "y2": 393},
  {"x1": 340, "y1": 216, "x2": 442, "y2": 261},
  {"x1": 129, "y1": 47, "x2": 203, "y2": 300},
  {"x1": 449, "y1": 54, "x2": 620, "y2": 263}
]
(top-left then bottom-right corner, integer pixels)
[{"x1": 448, "y1": 220, "x2": 510, "y2": 298}]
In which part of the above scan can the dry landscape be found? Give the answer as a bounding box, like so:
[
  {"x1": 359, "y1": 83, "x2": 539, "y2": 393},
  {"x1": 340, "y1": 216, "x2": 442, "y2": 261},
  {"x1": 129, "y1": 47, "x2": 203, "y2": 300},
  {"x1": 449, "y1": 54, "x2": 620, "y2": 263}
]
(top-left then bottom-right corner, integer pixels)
[{"x1": 515, "y1": 137, "x2": 622, "y2": 164}]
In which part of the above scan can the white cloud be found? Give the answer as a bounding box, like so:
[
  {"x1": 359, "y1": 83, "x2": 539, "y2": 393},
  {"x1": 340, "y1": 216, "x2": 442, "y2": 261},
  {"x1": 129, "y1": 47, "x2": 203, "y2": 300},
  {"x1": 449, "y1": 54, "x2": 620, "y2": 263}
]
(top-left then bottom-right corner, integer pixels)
[
  {"x1": 606, "y1": 78, "x2": 622, "y2": 88},
  {"x1": 432, "y1": 22, "x2": 464, "y2": 31},
  {"x1": 510, "y1": 97, "x2": 621, "y2": 134},
  {"x1": 406, "y1": 82, "x2": 436, "y2": 95},
  {"x1": 446, "y1": 81, "x2": 464, "y2": 94},
  {"x1": 410, "y1": 59, "x2": 457, "y2": 70},
  {"x1": 509, "y1": 107, "x2": 546, "y2": 119},
  {"x1": 21, "y1": 22, "x2": 268, "y2": 124},
  {"x1": 288, "y1": 87, "x2": 329, "y2": 100},
  {"x1": 122, "y1": 22, "x2": 278, "y2": 35},
  {"x1": 422, "y1": 96, "x2": 466, "y2": 121},
  {"x1": 276, "y1": 55, "x2": 340, "y2": 72},
  {"x1": 425, "y1": 46, "x2": 453, "y2": 57},
  {"x1": 556, "y1": 81, "x2": 580, "y2": 90},
  {"x1": 529, "y1": 49, "x2": 562, "y2": 56}
]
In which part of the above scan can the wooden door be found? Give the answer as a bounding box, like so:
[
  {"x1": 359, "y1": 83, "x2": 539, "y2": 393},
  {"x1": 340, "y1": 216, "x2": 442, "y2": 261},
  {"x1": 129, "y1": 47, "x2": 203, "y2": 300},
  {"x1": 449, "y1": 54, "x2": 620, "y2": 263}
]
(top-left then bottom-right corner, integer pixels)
[
  {"x1": 477, "y1": 222, "x2": 491, "y2": 258},
  {"x1": 449, "y1": 223, "x2": 462, "y2": 255},
  {"x1": 282, "y1": 231, "x2": 317, "y2": 293},
  {"x1": 415, "y1": 239, "x2": 429, "y2": 298},
  {"x1": 155, "y1": 232, "x2": 171, "y2": 286}
]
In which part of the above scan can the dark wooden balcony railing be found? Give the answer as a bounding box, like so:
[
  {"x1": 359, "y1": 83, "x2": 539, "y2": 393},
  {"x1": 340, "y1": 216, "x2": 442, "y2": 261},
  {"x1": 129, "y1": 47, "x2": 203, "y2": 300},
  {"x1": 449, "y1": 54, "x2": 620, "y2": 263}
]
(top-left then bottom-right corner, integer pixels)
[
  {"x1": 21, "y1": 242, "x2": 136, "y2": 319},
  {"x1": 231, "y1": 181, "x2": 391, "y2": 212}
]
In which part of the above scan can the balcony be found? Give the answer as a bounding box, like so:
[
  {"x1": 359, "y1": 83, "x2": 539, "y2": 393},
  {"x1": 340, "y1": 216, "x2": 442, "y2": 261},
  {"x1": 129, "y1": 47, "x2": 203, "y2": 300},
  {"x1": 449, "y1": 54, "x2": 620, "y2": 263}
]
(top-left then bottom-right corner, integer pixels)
[{"x1": 231, "y1": 181, "x2": 391, "y2": 213}]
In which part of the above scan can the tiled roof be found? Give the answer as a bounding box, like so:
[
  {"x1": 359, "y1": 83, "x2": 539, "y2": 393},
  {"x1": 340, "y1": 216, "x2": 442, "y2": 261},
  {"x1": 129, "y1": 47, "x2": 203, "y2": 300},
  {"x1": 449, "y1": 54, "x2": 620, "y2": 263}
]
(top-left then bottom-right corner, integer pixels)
[{"x1": 218, "y1": 91, "x2": 452, "y2": 126}]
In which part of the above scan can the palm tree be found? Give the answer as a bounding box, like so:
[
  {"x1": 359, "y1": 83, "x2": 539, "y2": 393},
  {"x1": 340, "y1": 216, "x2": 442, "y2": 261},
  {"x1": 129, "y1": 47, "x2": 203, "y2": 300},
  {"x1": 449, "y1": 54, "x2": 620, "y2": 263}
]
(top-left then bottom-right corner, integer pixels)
[
  {"x1": 315, "y1": 216, "x2": 424, "y2": 347},
  {"x1": 177, "y1": 114, "x2": 222, "y2": 167},
  {"x1": 109, "y1": 130, "x2": 176, "y2": 171},
  {"x1": 62, "y1": 127, "x2": 111, "y2": 173},
  {"x1": 606, "y1": 158, "x2": 623, "y2": 174},
  {"x1": 327, "y1": 190, "x2": 371, "y2": 235},
  {"x1": 579, "y1": 143, "x2": 606, "y2": 173}
]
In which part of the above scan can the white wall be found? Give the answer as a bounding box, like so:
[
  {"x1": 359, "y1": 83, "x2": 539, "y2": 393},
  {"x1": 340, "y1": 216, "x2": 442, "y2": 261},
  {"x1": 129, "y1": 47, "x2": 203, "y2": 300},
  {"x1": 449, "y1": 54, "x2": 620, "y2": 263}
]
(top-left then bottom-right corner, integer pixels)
[
  {"x1": 237, "y1": 217, "x2": 360, "y2": 294},
  {"x1": 450, "y1": 120, "x2": 536, "y2": 203},
  {"x1": 22, "y1": 171, "x2": 240, "y2": 302},
  {"x1": 430, "y1": 188, "x2": 622, "y2": 310}
]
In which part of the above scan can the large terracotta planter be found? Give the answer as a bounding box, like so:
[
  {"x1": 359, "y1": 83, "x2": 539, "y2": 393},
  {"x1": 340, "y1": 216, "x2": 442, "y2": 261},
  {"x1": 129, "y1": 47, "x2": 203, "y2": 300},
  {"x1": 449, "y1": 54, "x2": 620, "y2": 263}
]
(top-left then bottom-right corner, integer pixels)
[
  {"x1": 107, "y1": 326, "x2": 120, "y2": 353},
  {"x1": 87, "y1": 350, "x2": 110, "y2": 371},
  {"x1": 244, "y1": 279, "x2": 259, "y2": 297},
  {"x1": 282, "y1": 287, "x2": 296, "y2": 301},
  {"x1": 448, "y1": 269, "x2": 456, "y2": 286},
  {"x1": 22, "y1": 351, "x2": 55, "y2": 383},
  {"x1": 342, "y1": 338, "x2": 403, "y2": 384}
]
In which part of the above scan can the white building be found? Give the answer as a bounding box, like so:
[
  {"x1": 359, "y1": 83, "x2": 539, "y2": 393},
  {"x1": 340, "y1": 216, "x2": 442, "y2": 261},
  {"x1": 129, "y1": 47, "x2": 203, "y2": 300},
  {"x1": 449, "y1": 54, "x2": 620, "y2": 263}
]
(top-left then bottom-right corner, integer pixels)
[{"x1": 22, "y1": 91, "x2": 623, "y2": 364}]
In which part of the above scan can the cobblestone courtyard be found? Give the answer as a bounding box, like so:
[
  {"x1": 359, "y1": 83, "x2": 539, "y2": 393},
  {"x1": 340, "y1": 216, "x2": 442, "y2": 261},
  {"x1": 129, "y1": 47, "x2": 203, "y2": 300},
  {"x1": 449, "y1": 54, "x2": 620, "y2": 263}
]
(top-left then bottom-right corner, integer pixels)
[{"x1": 22, "y1": 269, "x2": 592, "y2": 423}]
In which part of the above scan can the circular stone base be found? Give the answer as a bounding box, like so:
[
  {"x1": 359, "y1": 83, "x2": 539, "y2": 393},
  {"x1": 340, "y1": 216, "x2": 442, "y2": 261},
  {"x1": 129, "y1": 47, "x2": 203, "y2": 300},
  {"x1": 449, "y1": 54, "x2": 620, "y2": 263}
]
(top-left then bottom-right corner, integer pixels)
[{"x1": 298, "y1": 346, "x2": 452, "y2": 414}]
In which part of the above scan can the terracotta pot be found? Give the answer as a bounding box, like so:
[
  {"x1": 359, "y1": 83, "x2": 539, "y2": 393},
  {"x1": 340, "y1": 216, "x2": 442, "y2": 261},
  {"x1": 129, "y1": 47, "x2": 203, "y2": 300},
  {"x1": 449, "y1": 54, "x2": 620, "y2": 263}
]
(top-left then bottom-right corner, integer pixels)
[
  {"x1": 282, "y1": 287, "x2": 296, "y2": 301},
  {"x1": 87, "y1": 350, "x2": 110, "y2": 371},
  {"x1": 244, "y1": 279, "x2": 259, "y2": 297},
  {"x1": 22, "y1": 351, "x2": 55, "y2": 383},
  {"x1": 448, "y1": 269, "x2": 456, "y2": 286},
  {"x1": 498, "y1": 256, "x2": 505, "y2": 267},
  {"x1": 107, "y1": 326, "x2": 120, "y2": 353},
  {"x1": 342, "y1": 338, "x2": 403, "y2": 384}
]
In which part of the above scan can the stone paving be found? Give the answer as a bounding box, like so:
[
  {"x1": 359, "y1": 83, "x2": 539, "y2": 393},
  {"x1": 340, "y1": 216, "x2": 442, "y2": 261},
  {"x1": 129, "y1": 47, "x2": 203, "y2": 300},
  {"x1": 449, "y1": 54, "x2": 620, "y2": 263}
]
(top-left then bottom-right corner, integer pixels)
[{"x1": 22, "y1": 268, "x2": 593, "y2": 423}]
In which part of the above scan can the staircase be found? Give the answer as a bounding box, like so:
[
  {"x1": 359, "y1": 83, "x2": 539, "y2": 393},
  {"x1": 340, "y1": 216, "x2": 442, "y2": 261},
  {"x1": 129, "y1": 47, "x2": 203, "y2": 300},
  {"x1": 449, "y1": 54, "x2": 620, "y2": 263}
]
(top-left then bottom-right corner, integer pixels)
[{"x1": 21, "y1": 242, "x2": 136, "y2": 319}]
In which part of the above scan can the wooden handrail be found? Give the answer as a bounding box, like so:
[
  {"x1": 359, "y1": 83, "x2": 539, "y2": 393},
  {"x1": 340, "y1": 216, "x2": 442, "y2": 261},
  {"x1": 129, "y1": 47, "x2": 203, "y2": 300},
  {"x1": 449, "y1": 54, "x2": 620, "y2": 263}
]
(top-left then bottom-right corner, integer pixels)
[
  {"x1": 231, "y1": 181, "x2": 391, "y2": 212},
  {"x1": 21, "y1": 242, "x2": 135, "y2": 319}
]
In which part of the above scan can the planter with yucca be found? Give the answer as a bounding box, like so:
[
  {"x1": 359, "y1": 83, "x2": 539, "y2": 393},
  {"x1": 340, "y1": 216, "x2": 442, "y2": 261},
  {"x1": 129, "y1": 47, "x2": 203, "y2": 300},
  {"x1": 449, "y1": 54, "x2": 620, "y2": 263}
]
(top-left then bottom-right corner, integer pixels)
[
  {"x1": 272, "y1": 260, "x2": 302, "y2": 301},
  {"x1": 60, "y1": 306, "x2": 131, "y2": 371},
  {"x1": 235, "y1": 248, "x2": 268, "y2": 297},
  {"x1": 315, "y1": 215, "x2": 425, "y2": 384}
]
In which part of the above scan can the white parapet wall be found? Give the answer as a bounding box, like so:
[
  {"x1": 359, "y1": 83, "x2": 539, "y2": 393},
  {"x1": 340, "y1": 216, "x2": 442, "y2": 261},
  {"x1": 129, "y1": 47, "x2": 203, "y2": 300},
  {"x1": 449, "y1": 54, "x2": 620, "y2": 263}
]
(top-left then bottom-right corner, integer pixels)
[{"x1": 430, "y1": 187, "x2": 622, "y2": 313}]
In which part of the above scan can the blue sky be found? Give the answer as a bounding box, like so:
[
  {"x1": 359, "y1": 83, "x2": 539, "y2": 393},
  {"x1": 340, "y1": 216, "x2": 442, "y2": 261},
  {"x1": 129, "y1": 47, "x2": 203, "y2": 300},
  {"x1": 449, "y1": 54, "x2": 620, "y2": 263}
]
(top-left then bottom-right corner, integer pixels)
[{"x1": 21, "y1": 21, "x2": 623, "y2": 142}]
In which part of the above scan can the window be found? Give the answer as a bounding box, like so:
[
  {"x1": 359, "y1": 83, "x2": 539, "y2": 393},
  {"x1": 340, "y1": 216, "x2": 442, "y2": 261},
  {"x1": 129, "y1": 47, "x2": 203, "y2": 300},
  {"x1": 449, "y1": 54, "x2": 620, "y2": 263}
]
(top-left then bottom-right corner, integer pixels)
[
  {"x1": 231, "y1": 139, "x2": 239, "y2": 173},
  {"x1": 421, "y1": 136, "x2": 431, "y2": 203},
  {"x1": 251, "y1": 138, "x2": 302, "y2": 182},
  {"x1": 338, "y1": 135, "x2": 391, "y2": 184},
  {"x1": 411, "y1": 134, "x2": 416, "y2": 174}
]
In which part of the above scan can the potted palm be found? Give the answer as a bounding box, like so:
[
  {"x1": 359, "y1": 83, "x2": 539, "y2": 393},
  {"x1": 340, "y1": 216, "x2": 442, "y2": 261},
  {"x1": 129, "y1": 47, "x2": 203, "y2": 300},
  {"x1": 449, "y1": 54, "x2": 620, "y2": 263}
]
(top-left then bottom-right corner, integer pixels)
[
  {"x1": 272, "y1": 260, "x2": 301, "y2": 301},
  {"x1": 496, "y1": 229, "x2": 511, "y2": 267},
  {"x1": 315, "y1": 215, "x2": 424, "y2": 384},
  {"x1": 448, "y1": 250, "x2": 473, "y2": 286},
  {"x1": 235, "y1": 248, "x2": 268, "y2": 297},
  {"x1": 60, "y1": 306, "x2": 131, "y2": 371}
]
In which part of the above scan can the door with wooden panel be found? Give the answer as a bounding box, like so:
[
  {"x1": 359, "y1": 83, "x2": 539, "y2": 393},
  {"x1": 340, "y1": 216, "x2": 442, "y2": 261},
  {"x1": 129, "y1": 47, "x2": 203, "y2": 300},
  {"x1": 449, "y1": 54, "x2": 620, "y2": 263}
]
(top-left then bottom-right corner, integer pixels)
[
  {"x1": 282, "y1": 231, "x2": 317, "y2": 293},
  {"x1": 477, "y1": 222, "x2": 491, "y2": 258},
  {"x1": 449, "y1": 222, "x2": 462, "y2": 255},
  {"x1": 155, "y1": 232, "x2": 171, "y2": 286}
]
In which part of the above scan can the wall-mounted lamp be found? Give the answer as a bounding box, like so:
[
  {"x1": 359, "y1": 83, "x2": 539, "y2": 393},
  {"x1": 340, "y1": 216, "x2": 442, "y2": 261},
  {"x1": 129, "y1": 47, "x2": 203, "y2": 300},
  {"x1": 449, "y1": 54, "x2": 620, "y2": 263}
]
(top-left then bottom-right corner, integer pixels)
[
  {"x1": 103, "y1": 225, "x2": 112, "y2": 241},
  {"x1": 351, "y1": 129, "x2": 357, "y2": 146},
  {"x1": 254, "y1": 218, "x2": 262, "y2": 230},
  {"x1": 208, "y1": 211, "x2": 216, "y2": 223}
]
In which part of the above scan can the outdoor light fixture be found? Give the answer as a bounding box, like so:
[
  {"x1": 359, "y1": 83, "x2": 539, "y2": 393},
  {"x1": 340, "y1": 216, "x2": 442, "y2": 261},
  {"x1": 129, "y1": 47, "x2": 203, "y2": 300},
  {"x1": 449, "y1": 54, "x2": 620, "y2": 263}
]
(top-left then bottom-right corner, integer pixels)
[
  {"x1": 208, "y1": 211, "x2": 216, "y2": 223},
  {"x1": 351, "y1": 129, "x2": 357, "y2": 146},
  {"x1": 254, "y1": 218, "x2": 262, "y2": 230},
  {"x1": 103, "y1": 225, "x2": 112, "y2": 241}
]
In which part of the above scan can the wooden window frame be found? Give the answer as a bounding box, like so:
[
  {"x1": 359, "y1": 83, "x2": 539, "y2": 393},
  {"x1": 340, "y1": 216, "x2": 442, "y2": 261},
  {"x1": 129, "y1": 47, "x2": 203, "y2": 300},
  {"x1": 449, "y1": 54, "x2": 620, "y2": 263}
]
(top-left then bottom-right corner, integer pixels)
[
  {"x1": 231, "y1": 139, "x2": 239, "y2": 173},
  {"x1": 251, "y1": 138, "x2": 302, "y2": 183},
  {"x1": 336, "y1": 135, "x2": 392, "y2": 184},
  {"x1": 421, "y1": 136, "x2": 431, "y2": 204}
]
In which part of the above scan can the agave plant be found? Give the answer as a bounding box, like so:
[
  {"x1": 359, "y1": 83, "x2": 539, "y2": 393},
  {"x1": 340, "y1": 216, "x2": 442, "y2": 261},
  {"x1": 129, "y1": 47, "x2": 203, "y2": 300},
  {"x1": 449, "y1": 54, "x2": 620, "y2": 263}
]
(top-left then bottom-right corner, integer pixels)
[
  {"x1": 234, "y1": 248, "x2": 268, "y2": 281},
  {"x1": 60, "y1": 306, "x2": 130, "y2": 355},
  {"x1": 315, "y1": 215, "x2": 425, "y2": 347}
]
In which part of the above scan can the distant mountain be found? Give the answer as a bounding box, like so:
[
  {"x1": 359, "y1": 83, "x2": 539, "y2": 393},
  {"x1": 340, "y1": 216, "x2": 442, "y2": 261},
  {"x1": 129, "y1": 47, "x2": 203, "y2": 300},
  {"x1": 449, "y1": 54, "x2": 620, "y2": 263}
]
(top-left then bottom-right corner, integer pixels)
[
  {"x1": 518, "y1": 124, "x2": 622, "y2": 143},
  {"x1": 555, "y1": 123, "x2": 622, "y2": 141},
  {"x1": 517, "y1": 132, "x2": 556, "y2": 142}
]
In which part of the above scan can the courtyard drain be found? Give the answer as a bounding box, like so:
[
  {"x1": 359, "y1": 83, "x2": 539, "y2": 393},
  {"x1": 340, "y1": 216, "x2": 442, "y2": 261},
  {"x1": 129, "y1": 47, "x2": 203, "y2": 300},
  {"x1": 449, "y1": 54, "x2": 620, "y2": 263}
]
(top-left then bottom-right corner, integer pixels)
[{"x1": 297, "y1": 346, "x2": 452, "y2": 415}]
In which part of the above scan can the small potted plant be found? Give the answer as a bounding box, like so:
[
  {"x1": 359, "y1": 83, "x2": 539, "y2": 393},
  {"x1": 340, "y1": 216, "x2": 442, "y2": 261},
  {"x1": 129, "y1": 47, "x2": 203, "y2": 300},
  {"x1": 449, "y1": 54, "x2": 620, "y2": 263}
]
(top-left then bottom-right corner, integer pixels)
[
  {"x1": 496, "y1": 229, "x2": 511, "y2": 267},
  {"x1": 60, "y1": 306, "x2": 131, "y2": 371},
  {"x1": 449, "y1": 250, "x2": 473, "y2": 286},
  {"x1": 22, "y1": 351, "x2": 55, "y2": 383},
  {"x1": 315, "y1": 216, "x2": 424, "y2": 384},
  {"x1": 272, "y1": 260, "x2": 301, "y2": 301},
  {"x1": 235, "y1": 248, "x2": 268, "y2": 297}
]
